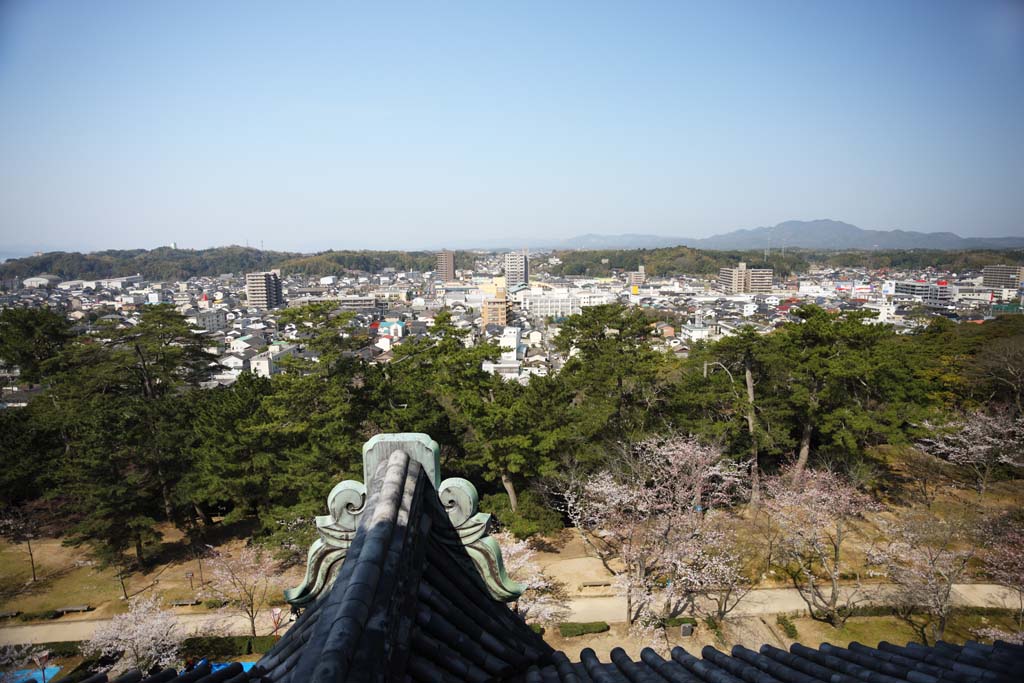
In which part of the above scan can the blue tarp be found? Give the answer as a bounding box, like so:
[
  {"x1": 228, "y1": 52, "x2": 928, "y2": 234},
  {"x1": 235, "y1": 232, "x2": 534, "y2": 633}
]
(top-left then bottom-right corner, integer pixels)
[
  {"x1": 6, "y1": 666, "x2": 61, "y2": 682},
  {"x1": 210, "y1": 662, "x2": 256, "y2": 673}
]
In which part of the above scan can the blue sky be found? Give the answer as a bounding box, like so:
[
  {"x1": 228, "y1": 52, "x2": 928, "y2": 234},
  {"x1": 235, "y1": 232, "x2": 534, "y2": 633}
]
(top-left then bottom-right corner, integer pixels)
[{"x1": 0, "y1": 0, "x2": 1022, "y2": 253}]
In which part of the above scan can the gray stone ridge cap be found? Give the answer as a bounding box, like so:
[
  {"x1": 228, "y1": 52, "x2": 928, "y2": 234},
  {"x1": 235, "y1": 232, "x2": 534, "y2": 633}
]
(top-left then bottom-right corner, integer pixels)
[{"x1": 253, "y1": 447, "x2": 554, "y2": 682}]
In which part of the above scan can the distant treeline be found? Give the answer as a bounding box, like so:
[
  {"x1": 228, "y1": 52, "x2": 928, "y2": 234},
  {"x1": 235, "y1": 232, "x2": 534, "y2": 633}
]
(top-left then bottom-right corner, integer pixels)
[
  {"x1": 0, "y1": 247, "x2": 476, "y2": 282},
  {"x1": 276, "y1": 250, "x2": 475, "y2": 276},
  {"x1": 545, "y1": 247, "x2": 1024, "y2": 278},
  {"x1": 546, "y1": 247, "x2": 809, "y2": 278},
  {"x1": 3, "y1": 245, "x2": 1022, "y2": 283}
]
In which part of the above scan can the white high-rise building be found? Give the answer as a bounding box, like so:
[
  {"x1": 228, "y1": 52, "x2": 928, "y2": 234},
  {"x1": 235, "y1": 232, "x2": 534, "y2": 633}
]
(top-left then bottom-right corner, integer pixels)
[{"x1": 503, "y1": 251, "x2": 529, "y2": 287}]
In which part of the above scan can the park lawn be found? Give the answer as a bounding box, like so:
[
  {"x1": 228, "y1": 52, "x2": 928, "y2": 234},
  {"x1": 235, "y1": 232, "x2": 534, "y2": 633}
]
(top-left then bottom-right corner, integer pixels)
[
  {"x1": 792, "y1": 612, "x2": 1020, "y2": 649},
  {"x1": 791, "y1": 616, "x2": 920, "y2": 649},
  {"x1": 1, "y1": 532, "x2": 304, "y2": 622}
]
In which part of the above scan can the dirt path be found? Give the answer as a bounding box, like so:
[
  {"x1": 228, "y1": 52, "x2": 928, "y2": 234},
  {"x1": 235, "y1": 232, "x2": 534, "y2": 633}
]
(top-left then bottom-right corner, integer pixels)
[
  {"x1": 0, "y1": 610, "x2": 289, "y2": 645},
  {"x1": 565, "y1": 582, "x2": 1020, "y2": 623},
  {"x1": 1, "y1": 583, "x2": 1016, "y2": 645}
]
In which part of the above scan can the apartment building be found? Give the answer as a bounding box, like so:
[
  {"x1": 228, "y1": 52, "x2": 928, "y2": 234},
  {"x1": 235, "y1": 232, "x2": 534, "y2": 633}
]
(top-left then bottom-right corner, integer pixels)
[
  {"x1": 718, "y1": 262, "x2": 773, "y2": 294},
  {"x1": 245, "y1": 270, "x2": 283, "y2": 310}
]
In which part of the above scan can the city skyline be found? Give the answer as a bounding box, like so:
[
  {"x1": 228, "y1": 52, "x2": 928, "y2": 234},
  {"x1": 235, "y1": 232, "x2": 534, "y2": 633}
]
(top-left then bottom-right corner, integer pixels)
[{"x1": 1, "y1": 1, "x2": 1023, "y2": 253}]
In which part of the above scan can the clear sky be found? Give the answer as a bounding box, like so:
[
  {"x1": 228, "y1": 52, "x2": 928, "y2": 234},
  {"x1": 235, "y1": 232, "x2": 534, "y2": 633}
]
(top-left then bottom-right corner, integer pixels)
[{"x1": 1, "y1": 0, "x2": 1022, "y2": 253}]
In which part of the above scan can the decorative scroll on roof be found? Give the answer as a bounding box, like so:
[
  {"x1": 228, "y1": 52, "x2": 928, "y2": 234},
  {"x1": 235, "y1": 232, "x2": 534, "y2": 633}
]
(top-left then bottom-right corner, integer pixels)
[{"x1": 285, "y1": 433, "x2": 523, "y2": 608}]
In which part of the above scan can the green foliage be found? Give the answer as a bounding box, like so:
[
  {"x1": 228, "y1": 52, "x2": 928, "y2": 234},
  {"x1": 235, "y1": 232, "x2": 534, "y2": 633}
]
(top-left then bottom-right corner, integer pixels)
[
  {"x1": 480, "y1": 490, "x2": 563, "y2": 539},
  {"x1": 0, "y1": 246, "x2": 295, "y2": 281},
  {"x1": 0, "y1": 246, "x2": 481, "y2": 282},
  {"x1": 546, "y1": 246, "x2": 808, "y2": 278},
  {"x1": 0, "y1": 307, "x2": 73, "y2": 383},
  {"x1": 661, "y1": 616, "x2": 698, "y2": 627},
  {"x1": 42, "y1": 306, "x2": 215, "y2": 565},
  {"x1": 34, "y1": 641, "x2": 82, "y2": 657},
  {"x1": 277, "y1": 250, "x2": 469, "y2": 275},
  {"x1": 529, "y1": 624, "x2": 545, "y2": 635},
  {"x1": 776, "y1": 614, "x2": 799, "y2": 638},
  {"x1": 557, "y1": 621, "x2": 610, "y2": 638},
  {"x1": 555, "y1": 303, "x2": 673, "y2": 455},
  {"x1": 17, "y1": 610, "x2": 60, "y2": 622},
  {"x1": 180, "y1": 635, "x2": 278, "y2": 658},
  {"x1": 544, "y1": 246, "x2": 1023, "y2": 279}
]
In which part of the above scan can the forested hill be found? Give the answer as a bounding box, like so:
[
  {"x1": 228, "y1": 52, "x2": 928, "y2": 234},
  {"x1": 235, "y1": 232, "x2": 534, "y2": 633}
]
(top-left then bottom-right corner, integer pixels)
[
  {"x1": 4, "y1": 244, "x2": 1022, "y2": 282},
  {"x1": 546, "y1": 247, "x2": 1024, "y2": 278},
  {"x1": 0, "y1": 247, "x2": 475, "y2": 281},
  {"x1": 0, "y1": 247, "x2": 298, "y2": 281}
]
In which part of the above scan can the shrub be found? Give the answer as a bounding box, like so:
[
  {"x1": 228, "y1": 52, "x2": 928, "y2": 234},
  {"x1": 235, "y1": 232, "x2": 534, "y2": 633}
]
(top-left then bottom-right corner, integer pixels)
[
  {"x1": 662, "y1": 617, "x2": 698, "y2": 628},
  {"x1": 180, "y1": 635, "x2": 278, "y2": 658},
  {"x1": 703, "y1": 615, "x2": 725, "y2": 643},
  {"x1": 18, "y1": 610, "x2": 60, "y2": 622},
  {"x1": 36, "y1": 641, "x2": 81, "y2": 657},
  {"x1": 776, "y1": 614, "x2": 798, "y2": 639},
  {"x1": 480, "y1": 491, "x2": 563, "y2": 539},
  {"x1": 558, "y1": 621, "x2": 610, "y2": 638},
  {"x1": 529, "y1": 624, "x2": 545, "y2": 636},
  {"x1": 203, "y1": 599, "x2": 228, "y2": 609}
]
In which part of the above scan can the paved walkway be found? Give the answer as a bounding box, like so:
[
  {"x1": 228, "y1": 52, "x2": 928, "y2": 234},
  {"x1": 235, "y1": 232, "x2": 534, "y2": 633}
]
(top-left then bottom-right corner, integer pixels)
[
  {"x1": 0, "y1": 584, "x2": 1018, "y2": 645},
  {"x1": 0, "y1": 611, "x2": 287, "y2": 646},
  {"x1": 566, "y1": 583, "x2": 1020, "y2": 623}
]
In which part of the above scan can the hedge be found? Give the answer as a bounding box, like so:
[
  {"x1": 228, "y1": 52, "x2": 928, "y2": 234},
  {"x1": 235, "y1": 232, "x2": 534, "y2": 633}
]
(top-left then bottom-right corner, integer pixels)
[
  {"x1": 180, "y1": 635, "x2": 278, "y2": 658},
  {"x1": 662, "y1": 617, "x2": 697, "y2": 628},
  {"x1": 558, "y1": 622, "x2": 610, "y2": 638},
  {"x1": 18, "y1": 610, "x2": 60, "y2": 622},
  {"x1": 776, "y1": 614, "x2": 798, "y2": 639}
]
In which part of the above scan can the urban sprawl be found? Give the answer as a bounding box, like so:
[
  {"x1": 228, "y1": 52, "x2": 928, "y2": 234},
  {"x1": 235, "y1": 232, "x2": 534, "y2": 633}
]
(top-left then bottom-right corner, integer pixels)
[{"x1": 2, "y1": 252, "x2": 1022, "y2": 404}]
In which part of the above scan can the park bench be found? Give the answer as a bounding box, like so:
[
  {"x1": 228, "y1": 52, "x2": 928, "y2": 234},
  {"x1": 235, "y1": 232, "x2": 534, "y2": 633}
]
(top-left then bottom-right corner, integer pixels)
[
  {"x1": 55, "y1": 605, "x2": 93, "y2": 615},
  {"x1": 579, "y1": 580, "x2": 612, "y2": 588},
  {"x1": 170, "y1": 599, "x2": 201, "y2": 607},
  {"x1": 0, "y1": 610, "x2": 21, "y2": 619}
]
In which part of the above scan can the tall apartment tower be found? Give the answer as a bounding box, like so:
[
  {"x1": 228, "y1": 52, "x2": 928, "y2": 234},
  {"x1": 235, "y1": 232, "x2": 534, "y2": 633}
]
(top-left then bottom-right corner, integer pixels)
[
  {"x1": 718, "y1": 262, "x2": 773, "y2": 294},
  {"x1": 503, "y1": 250, "x2": 529, "y2": 287},
  {"x1": 982, "y1": 264, "x2": 1024, "y2": 290},
  {"x1": 436, "y1": 250, "x2": 456, "y2": 283},
  {"x1": 245, "y1": 270, "x2": 283, "y2": 309}
]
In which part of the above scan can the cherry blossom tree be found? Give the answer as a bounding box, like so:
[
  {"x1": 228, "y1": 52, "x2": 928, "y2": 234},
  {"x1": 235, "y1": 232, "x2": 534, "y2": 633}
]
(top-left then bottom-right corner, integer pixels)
[
  {"x1": 559, "y1": 435, "x2": 747, "y2": 628},
  {"x1": 870, "y1": 512, "x2": 975, "y2": 645},
  {"x1": 917, "y1": 409, "x2": 1024, "y2": 496},
  {"x1": 84, "y1": 595, "x2": 181, "y2": 673},
  {"x1": 981, "y1": 512, "x2": 1024, "y2": 630},
  {"x1": 202, "y1": 545, "x2": 278, "y2": 637},
  {"x1": 493, "y1": 531, "x2": 570, "y2": 625},
  {"x1": 764, "y1": 468, "x2": 876, "y2": 627},
  {"x1": 972, "y1": 627, "x2": 1024, "y2": 646},
  {"x1": 678, "y1": 527, "x2": 753, "y2": 621}
]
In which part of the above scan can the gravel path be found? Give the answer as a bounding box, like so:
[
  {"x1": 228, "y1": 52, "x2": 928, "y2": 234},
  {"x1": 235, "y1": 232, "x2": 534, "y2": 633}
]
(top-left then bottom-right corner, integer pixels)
[
  {"x1": 0, "y1": 583, "x2": 1017, "y2": 645},
  {"x1": 565, "y1": 582, "x2": 1020, "y2": 622}
]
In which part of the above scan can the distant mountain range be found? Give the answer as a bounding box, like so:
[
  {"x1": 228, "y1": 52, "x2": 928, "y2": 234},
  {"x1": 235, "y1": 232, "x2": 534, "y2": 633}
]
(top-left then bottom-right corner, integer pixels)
[{"x1": 546, "y1": 220, "x2": 1024, "y2": 251}]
